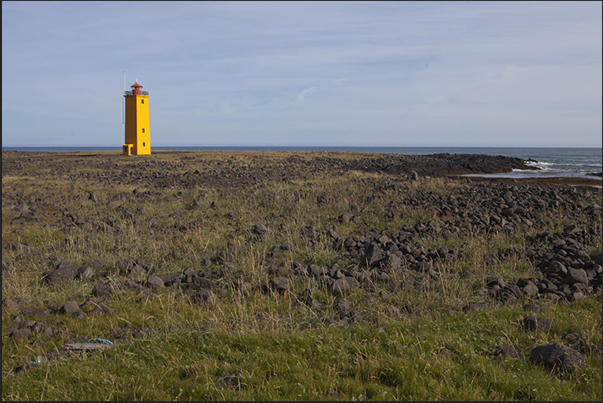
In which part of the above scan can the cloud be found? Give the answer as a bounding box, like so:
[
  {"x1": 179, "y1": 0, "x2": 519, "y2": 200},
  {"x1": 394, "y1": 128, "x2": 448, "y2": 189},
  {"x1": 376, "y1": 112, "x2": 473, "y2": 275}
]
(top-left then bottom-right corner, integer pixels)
[{"x1": 296, "y1": 86, "x2": 317, "y2": 105}]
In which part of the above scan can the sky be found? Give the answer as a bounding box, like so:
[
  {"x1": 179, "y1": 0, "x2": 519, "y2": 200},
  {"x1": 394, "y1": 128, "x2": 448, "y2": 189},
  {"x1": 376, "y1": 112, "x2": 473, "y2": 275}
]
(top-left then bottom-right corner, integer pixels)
[{"x1": 2, "y1": 1, "x2": 602, "y2": 148}]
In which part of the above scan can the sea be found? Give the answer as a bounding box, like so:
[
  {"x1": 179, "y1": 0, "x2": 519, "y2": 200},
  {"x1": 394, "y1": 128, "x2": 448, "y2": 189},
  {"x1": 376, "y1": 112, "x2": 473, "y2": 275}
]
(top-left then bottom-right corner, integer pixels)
[{"x1": 3, "y1": 146, "x2": 601, "y2": 183}]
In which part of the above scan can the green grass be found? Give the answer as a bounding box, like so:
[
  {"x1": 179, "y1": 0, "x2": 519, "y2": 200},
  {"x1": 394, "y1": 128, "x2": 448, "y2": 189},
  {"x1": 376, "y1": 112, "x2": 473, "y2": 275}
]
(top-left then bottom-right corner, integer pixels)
[{"x1": 2, "y1": 297, "x2": 601, "y2": 400}]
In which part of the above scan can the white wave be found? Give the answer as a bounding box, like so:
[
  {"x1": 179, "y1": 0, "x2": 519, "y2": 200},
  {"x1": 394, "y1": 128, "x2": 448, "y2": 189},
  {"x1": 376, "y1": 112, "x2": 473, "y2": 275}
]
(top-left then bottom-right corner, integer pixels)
[
  {"x1": 519, "y1": 161, "x2": 553, "y2": 172},
  {"x1": 526, "y1": 160, "x2": 552, "y2": 165},
  {"x1": 570, "y1": 163, "x2": 603, "y2": 167}
]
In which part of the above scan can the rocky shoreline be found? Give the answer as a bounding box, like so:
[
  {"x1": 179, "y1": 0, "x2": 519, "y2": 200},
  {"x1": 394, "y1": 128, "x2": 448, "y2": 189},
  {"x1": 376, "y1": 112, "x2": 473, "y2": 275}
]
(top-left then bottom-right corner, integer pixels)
[{"x1": 3, "y1": 150, "x2": 600, "y2": 188}]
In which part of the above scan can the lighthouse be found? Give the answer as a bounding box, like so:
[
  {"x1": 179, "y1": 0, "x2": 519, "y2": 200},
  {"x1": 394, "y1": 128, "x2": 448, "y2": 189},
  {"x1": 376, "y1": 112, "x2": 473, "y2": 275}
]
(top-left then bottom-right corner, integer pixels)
[{"x1": 123, "y1": 80, "x2": 151, "y2": 155}]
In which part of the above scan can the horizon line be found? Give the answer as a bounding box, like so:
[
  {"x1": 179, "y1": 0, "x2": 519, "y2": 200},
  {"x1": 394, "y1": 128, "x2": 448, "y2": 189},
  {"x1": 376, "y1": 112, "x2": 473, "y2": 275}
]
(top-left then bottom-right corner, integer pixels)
[{"x1": 3, "y1": 145, "x2": 602, "y2": 149}]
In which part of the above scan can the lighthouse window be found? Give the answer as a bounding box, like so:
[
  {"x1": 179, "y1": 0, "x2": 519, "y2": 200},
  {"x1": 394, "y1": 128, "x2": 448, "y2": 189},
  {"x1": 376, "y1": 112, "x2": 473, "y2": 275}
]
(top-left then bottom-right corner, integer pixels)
[
  {"x1": 143, "y1": 142, "x2": 146, "y2": 147},
  {"x1": 141, "y1": 99, "x2": 144, "y2": 104},
  {"x1": 142, "y1": 128, "x2": 145, "y2": 133}
]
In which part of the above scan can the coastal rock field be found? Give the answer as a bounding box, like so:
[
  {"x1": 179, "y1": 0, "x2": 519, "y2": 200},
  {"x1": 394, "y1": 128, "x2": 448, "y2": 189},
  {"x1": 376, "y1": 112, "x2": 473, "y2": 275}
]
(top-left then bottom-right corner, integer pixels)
[{"x1": 2, "y1": 150, "x2": 602, "y2": 401}]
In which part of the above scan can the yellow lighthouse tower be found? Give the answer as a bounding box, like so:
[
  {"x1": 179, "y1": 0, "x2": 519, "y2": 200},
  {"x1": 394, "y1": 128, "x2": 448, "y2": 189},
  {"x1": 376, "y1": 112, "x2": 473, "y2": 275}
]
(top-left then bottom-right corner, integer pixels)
[{"x1": 123, "y1": 80, "x2": 151, "y2": 155}]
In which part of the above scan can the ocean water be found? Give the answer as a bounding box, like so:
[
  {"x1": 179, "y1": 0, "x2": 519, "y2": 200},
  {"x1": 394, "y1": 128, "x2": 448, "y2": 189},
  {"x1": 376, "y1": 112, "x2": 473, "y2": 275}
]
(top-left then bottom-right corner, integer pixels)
[{"x1": 3, "y1": 146, "x2": 601, "y2": 181}]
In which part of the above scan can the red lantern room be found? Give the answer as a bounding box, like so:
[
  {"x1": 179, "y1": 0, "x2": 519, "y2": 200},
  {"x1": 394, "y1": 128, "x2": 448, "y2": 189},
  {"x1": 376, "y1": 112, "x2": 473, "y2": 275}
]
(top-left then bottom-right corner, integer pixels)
[{"x1": 131, "y1": 80, "x2": 143, "y2": 95}]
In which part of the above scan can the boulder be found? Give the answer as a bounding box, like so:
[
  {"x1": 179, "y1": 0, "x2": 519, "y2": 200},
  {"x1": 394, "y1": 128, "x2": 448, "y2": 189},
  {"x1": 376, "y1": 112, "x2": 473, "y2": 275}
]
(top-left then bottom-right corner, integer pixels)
[
  {"x1": 91, "y1": 283, "x2": 111, "y2": 297},
  {"x1": 44, "y1": 259, "x2": 77, "y2": 285},
  {"x1": 547, "y1": 261, "x2": 567, "y2": 275},
  {"x1": 76, "y1": 265, "x2": 94, "y2": 280},
  {"x1": 331, "y1": 276, "x2": 359, "y2": 296},
  {"x1": 60, "y1": 301, "x2": 81, "y2": 314},
  {"x1": 92, "y1": 303, "x2": 115, "y2": 315},
  {"x1": 501, "y1": 208, "x2": 515, "y2": 218},
  {"x1": 364, "y1": 243, "x2": 383, "y2": 267},
  {"x1": 253, "y1": 224, "x2": 267, "y2": 235},
  {"x1": 329, "y1": 268, "x2": 344, "y2": 279},
  {"x1": 385, "y1": 254, "x2": 402, "y2": 270},
  {"x1": 147, "y1": 275, "x2": 165, "y2": 289},
  {"x1": 72, "y1": 310, "x2": 87, "y2": 319},
  {"x1": 486, "y1": 276, "x2": 506, "y2": 288},
  {"x1": 494, "y1": 346, "x2": 518, "y2": 358},
  {"x1": 566, "y1": 268, "x2": 589, "y2": 286},
  {"x1": 192, "y1": 275, "x2": 214, "y2": 289},
  {"x1": 529, "y1": 343, "x2": 585, "y2": 371},
  {"x1": 9, "y1": 328, "x2": 32, "y2": 340},
  {"x1": 268, "y1": 277, "x2": 290, "y2": 293},
  {"x1": 155, "y1": 272, "x2": 183, "y2": 286},
  {"x1": 522, "y1": 316, "x2": 555, "y2": 332},
  {"x1": 522, "y1": 282, "x2": 539, "y2": 297}
]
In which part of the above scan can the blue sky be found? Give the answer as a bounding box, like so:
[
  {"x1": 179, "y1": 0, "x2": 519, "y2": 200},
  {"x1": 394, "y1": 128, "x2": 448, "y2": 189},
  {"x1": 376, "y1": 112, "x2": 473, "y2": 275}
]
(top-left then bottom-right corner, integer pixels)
[{"x1": 2, "y1": 1, "x2": 601, "y2": 147}]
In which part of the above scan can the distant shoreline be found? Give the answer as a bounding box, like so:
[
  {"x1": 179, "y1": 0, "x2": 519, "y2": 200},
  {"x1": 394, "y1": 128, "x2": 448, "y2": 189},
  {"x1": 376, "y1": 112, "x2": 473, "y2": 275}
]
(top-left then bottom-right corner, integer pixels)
[
  {"x1": 3, "y1": 146, "x2": 602, "y2": 152},
  {"x1": 4, "y1": 147, "x2": 601, "y2": 182},
  {"x1": 2, "y1": 148, "x2": 601, "y2": 188}
]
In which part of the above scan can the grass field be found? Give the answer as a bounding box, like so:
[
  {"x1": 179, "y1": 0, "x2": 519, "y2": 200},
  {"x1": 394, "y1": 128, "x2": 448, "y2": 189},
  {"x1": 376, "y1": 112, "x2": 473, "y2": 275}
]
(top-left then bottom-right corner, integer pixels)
[{"x1": 2, "y1": 150, "x2": 602, "y2": 401}]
